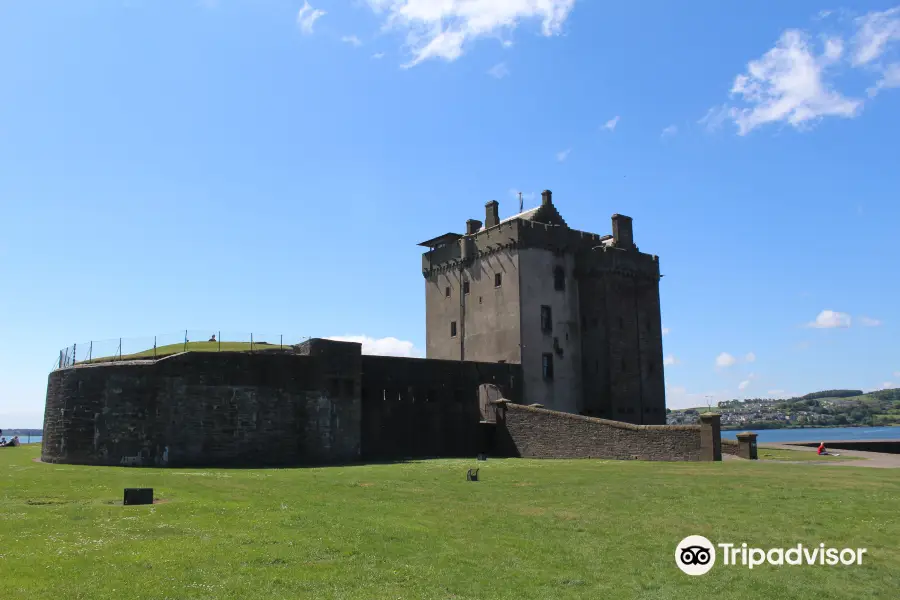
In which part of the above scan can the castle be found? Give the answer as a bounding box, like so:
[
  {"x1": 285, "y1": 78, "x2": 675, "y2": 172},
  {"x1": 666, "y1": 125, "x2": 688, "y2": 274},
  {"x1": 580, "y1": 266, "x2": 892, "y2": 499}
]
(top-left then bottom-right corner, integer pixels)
[
  {"x1": 41, "y1": 190, "x2": 720, "y2": 469},
  {"x1": 420, "y1": 190, "x2": 666, "y2": 424}
]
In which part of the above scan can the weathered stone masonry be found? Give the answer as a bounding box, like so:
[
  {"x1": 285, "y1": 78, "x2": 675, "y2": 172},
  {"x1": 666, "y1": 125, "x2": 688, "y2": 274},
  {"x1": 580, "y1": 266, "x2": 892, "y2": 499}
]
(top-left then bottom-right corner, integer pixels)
[{"x1": 41, "y1": 339, "x2": 522, "y2": 467}]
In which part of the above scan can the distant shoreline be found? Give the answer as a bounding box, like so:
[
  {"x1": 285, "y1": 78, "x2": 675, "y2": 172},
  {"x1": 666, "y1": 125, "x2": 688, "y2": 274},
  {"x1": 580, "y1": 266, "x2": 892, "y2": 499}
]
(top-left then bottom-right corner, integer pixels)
[{"x1": 721, "y1": 424, "x2": 899, "y2": 431}]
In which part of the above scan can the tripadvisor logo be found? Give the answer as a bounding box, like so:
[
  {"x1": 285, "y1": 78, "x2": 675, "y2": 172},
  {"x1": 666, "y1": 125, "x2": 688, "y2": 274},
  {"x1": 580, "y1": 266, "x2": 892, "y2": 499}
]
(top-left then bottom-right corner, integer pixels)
[{"x1": 675, "y1": 536, "x2": 868, "y2": 575}]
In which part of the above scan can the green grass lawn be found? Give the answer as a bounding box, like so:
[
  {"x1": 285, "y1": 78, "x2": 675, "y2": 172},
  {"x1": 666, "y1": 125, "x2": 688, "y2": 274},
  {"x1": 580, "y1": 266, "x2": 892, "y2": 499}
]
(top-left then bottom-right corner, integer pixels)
[
  {"x1": 83, "y1": 340, "x2": 289, "y2": 363},
  {"x1": 1, "y1": 446, "x2": 897, "y2": 600},
  {"x1": 756, "y1": 448, "x2": 863, "y2": 461}
]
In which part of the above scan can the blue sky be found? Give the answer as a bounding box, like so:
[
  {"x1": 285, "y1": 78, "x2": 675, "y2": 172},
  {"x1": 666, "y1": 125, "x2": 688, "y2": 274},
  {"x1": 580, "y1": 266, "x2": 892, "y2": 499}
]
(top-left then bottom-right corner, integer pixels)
[{"x1": 1, "y1": 1, "x2": 899, "y2": 426}]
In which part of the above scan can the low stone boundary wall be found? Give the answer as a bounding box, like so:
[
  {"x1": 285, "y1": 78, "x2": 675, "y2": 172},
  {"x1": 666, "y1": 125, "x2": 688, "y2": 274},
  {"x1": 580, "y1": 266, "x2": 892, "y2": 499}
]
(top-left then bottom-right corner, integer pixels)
[
  {"x1": 722, "y1": 438, "x2": 741, "y2": 456},
  {"x1": 493, "y1": 402, "x2": 721, "y2": 461}
]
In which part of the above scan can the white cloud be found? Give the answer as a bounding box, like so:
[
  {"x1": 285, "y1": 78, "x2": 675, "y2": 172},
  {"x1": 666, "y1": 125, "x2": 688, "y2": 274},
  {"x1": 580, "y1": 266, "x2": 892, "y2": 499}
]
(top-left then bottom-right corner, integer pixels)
[
  {"x1": 868, "y1": 62, "x2": 900, "y2": 96},
  {"x1": 556, "y1": 148, "x2": 571, "y2": 162},
  {"x1": 738, "y1": 379, "x2": 751, "y2": 391},
  {"x1": 602, "y1": 115, "x2": 620, "y2": 131},
  {"x1": 894, "y1": 371, "x2": 900, "y2": 378},
  {"x1": 325, "y1": 335, "x2": 423, "y2": 358},
  {"x1": 859, "y1": 316, "x2": 882, "y2": 327},
  {"x1": 342, "y1": 35, "x2": 363, "y2": 47},
  {"x1": 706, "y1": 8, "x2": 900, "y2": 135},
  {"x1": 488, "y1": 62, "x2": 510, "y2": 79},
  {"x1": 808, "y1": 309, "x2": 852, "y2": 329},
  {"x1": 297, "y1": 1, "x2": 326, "y2": 35},
  {"x1": 364, "y1": 0, "x2": 576, "y2": 67},
  {"x1": 662, "y1": 327, "x2": 670, "y2": 336},
  {"x1": 727, "y1": 30, "x2": 862, "y2": 135},
  {"x1": 372, "y1": 52, "x2": 386, "y2": 59},
  {"x1": 665, "y1": 386, "x2": 731, "y2": 410},
  {"x1": 661, "y1": 124, "x2": 678, "y2": 137},
  {"x1": 663, "y1": 354, "x2": 679, "y2": 366},
  {"x1": 882, "y1": 381, "x2": 895, "y2": 389},
  {"x1": 716, "y1": 352, "x2": 737, "y2": 368},
  {"x1": 744, "y1": 352, "x2": 756, "y2": 363},
  {"x1": 851, "y1": 7, "x2": 900, "y2": 66}
]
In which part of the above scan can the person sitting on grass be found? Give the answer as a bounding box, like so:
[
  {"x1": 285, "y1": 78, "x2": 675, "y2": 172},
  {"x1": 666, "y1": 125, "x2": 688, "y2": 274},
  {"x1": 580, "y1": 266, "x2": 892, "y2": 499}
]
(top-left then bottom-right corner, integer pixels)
[{"x1": 817, "y1": 442, "x2": 828, "y2": 455}]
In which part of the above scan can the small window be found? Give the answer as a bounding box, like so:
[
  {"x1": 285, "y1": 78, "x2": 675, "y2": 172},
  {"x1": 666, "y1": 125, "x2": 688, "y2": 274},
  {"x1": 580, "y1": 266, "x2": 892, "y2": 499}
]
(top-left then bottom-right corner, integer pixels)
[
  {"x1": 541, "y1": 305, "x2": 552, "y2": 333},
  {"x1": 450, "y1": 321, "x2": 457, "y2": 337},
  {"x1": 445, "y1": 287, "x2": 451, "y2": 298},
  {"x1": 542, "y1": 353, "x2": 554, "y2": 380},
  {"x1": 494, "y1": 273, "x2": 502, "y2": 287},
  {"x1": 463, "y1": 280, "x2": 470, "y2": 295},
  {"x1": 554, "y1": 266, "x2": 565, "y2": 291}
]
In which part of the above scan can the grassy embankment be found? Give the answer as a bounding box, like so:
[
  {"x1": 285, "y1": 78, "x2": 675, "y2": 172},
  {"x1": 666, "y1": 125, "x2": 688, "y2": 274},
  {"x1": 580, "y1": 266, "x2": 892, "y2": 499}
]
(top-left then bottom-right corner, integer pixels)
[{"x1": 1, "y1": 445, "x2": 897, "y2": 599}]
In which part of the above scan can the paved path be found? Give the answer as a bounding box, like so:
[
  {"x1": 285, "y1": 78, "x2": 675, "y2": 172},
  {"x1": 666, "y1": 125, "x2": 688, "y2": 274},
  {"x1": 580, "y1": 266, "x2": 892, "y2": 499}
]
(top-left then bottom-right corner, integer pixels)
[{"x1": 756, "y1": 443, "x2": 900, "y2": 469}]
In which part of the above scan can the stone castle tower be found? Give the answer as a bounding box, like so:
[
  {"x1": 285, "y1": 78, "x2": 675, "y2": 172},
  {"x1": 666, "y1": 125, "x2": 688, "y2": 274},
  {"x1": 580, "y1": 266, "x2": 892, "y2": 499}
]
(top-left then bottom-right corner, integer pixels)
[{"x1": 418, "y1": 190, "x2": 666, "y2": 425}]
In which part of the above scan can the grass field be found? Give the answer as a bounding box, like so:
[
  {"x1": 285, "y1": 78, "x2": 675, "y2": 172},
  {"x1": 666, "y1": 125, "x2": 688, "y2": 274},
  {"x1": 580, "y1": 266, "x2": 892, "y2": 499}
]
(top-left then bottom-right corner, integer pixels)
[
  {"x1": 83, "y1": 341, "x2": 290, "y2": 363},
  {"x1": 1, "y1": 446, "x2": 897, "y2": 600},
  {"x1": 756, "y1": 448, "x2": 863, "y2": 461}
]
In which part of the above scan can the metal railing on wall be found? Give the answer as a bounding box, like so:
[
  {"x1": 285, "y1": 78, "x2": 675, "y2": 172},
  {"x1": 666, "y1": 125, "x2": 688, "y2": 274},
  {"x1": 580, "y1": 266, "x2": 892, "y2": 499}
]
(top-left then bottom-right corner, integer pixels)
[{"x1": 54, "y1": 331, "x2": 312, "y2": 371}]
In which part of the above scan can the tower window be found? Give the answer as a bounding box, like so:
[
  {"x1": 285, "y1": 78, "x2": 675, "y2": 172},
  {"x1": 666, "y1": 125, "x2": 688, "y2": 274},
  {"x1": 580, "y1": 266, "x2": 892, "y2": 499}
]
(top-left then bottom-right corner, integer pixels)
[
  {"x1": 494, "y1": 273, "x2": 502, "y2": 287},
  {"x1": 450, "y1": 321, "x2": 457, "y2": 338},
  {"x1": 542, "y1": 353, "x2": 554, "y2": 380},
  {"x1": 554, "y1": 266, "x2": 565, "y2": 291},
  {"x1": 445, "y1": 286, "x2": 451, "y2": 298},
  {"x1": 540, "y1": 305, "x2": 552, "y2": 333},
  {"x1": 463, "y1": 280, "x2": 470, "y2": 295}
]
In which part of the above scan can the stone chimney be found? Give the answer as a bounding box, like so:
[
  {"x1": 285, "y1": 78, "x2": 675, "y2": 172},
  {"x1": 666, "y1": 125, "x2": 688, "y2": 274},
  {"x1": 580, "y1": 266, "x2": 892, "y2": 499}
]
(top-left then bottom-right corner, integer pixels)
[
  {"x1": 485, "y1": 200, "x2": 499, "y2": 228},
  {"x1": 611, "y1": 214, "x2": 635, "y2": 250},
  {"x1": 466, "y1": 219, "x2": 482, "y2": 235},
  {"x1": 541, "y1": 190, "x2": 552, "y2": 205}
]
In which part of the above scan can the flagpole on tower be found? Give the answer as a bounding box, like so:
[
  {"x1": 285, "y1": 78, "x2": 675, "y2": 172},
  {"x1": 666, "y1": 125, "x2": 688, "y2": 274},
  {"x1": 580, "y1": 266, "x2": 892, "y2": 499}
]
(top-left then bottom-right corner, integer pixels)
[{"x1": 518, "y1": 191, "x2": 523, "y2": 212}]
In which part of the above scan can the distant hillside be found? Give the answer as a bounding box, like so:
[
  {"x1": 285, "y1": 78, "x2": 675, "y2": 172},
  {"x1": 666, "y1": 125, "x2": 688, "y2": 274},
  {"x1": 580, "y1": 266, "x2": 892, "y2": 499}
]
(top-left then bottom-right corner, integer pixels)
[
  {"x1": 670, "y1": 388, "x2": 900, "y2": 429},
  {"x1": 800, "y1": 390, "x2": 864, "y2": 400},
  {"x1": 0, "y1": 428, "x2": 42, "y2": 436}
]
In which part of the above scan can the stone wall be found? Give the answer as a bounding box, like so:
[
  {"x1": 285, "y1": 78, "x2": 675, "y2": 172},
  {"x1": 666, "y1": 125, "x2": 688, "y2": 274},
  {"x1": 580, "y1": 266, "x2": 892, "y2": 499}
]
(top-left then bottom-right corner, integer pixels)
[
  {"x1": 42, "y1": 341, "x2": 363, "y2": 468},
  {"x1": 360, "y1": 356, "x2": 522, "y2": 461},
  {"x1": 494, "y1": 402, "x2": 721, "y2": 461},
  {"x1": 41, "y1": 340, "x2": 524, "y2": 468}
]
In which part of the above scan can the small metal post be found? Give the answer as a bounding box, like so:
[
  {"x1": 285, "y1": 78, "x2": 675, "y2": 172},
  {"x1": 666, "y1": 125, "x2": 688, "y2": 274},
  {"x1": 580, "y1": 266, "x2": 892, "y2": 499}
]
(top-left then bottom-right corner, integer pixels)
[
  {"x1": 73, "y1": 343, "x2": 77, "y2": 365},
  {"x1": 184, "y1": 330, "x2": 188, "y2": 352},
  {"x1": 58, "y1": 351, "x2": 62, "y2": 369},
  {"x1": 218, "y1": 331, "x2": 221, "y2": 352},
  {"x1": 251, "y1": 333, "x2": 254, "y2": 352},
  {"x1": 280, "y1": 334, "x2": 283, "y2": 349},
  {"x1": 118, "y1": 338, "x2": 122, "y2": 360},
  {"x1": 154, "y1": 336, "x2": 157, "y2": 358},
  {"x1": 88, "y1": 341, "x2": 92, "y2": 362}
]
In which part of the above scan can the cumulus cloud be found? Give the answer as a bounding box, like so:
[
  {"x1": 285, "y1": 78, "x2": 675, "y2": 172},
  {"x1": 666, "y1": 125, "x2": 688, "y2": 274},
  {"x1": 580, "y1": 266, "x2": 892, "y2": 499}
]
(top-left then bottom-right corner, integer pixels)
[
  {"x1": 297, "y1": 1, "x2": 326, "y2": 34},
  {"x1": 661, "y1": 124, "x2": 678, "y2": 137},
  {"x1": 325, "y1": 335, "x2": 423, "y2": 357},
  {"x1": 716, "y1": 352, "x2": 737, "y2": 368},
  {"x1": 728, "y1": 30, "x2": 861, "y2": 135},
  {"x1": 341, "y1": 35, "x2": 363, "y2": 47},
  {"x1": 372, "y1": 52, "x2": 386, "y2": 59},
  {"x1": 364, "y1": 0, "x2": 576, "y2": 67},
  {"x1": 602, "y1": 116, "x2": 620, "y2": 131},
  {"x1": 808, "y1": 310, "x2": 852, "y2": 328},
  {"x1": 556, "y1": 148, "x2": 571, "y2": 162},
  {"x1": 663, "y1": 354, "x2": 679, "y2": 366},
  {"x1": 705, "y1": 7, "x2": 900, "y2": 135},
  {"x1": 738, "y1": 379, "x2": 751, "y2": 391},
  {"x1": 882, "y1": 381, "x2": 895, "y2": 389},
  {"x1": 488, "y1": 62, "x2": 510, "y2": 79},
  {"x1": 859, "y1": 316, "x2": 883, "y2": 327},
  {"x1": 744, "y1": 352, "x2": 756, "y2": 363}
]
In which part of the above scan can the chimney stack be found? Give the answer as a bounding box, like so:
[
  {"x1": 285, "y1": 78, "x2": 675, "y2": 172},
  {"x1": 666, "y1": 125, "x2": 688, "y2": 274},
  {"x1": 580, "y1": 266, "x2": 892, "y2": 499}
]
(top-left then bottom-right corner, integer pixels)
[
  {"x1": 466, "y1": 219, "x2": 482, "y2": 235},
  {"x1": 541, "y1": 190, "x2": 552, "y2": 205},
  {"x1": 611, "y1": 214, "x2": 635, "y2": 250},
  {"x1": 485, "y1": 200, "x2": 499, "y2": 228}
]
